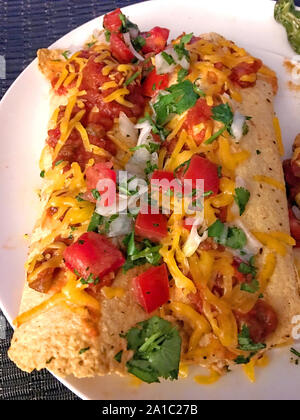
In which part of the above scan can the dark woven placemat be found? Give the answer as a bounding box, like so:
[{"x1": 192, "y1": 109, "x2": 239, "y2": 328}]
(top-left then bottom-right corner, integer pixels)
[{"x1": 0, "y1": 0, "x2": 146, "y2": 401}]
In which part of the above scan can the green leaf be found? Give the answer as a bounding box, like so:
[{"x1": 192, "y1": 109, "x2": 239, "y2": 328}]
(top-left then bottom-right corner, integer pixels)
[
  {"x1": 87, "y1": 212, "x2": 103, "y2": 232},
  {"x1": 234, "y1": 187, "x2": 250, "y2": 216},
  {"x1": 40, "y1": 170, "x2": 45, "y2": 178},
  {"x1": 238, "y1": 325, "x2": 266, "y2": 352},
  {"x1": 91, "y1": 189, "x2": 101, "y2": 200},
  {"x1": 226, "y1": 227, "x2": 247, "y2": 249},
  {"x1": 212, "y1": 103, "x2": 233, "y2": 128},
  {"x1": 208, "y1": 220, "x2": 247, "y2": 250},
  {"x1": 124, "y1": 316, "x2": 181, "y2": 384},
  {"x1": 274, "y1": 0, "x2": 300, "y2": 54},
  {"x1": 144, "y1": 161, "x2": 158, "y2": 177},
  {"x1": 122, "y1": 233, "x2": 162, "y2": 272},
  {"x1": 208, "y1": 219, "x2": 225, "y2": 239},
  {"x1": 154, "y1": 80, "x2": 199, "y2": 126},
  {"x1": 234, "y1": 355, "x2": 251, "y2": 365},
  {"x1": 173, "y1": 33, "x2": 193, "y2": 61},
  {"x1": 240, "y1": 279, "x2": 260, "y2": 294},
  {"x1": 132, "y1": 35, "x2": 146, "y2": 51},
  {"x1": 177, "y1": 68, "x2": 189, "y2": 83},
  {"x1": 119, "y1": 13, "x2": 139, "y2": 34},
  {"x1": 238, "y1": 261, "x2": 257, "y2": 277}
]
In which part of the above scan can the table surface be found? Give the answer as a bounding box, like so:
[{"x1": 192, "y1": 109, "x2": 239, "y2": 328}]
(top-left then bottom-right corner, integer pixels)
[{"x1": 1, "y1": 0, "x2": 300, "y2": 401}]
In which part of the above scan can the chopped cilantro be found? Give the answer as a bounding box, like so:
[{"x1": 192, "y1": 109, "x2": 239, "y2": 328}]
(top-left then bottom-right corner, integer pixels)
[
  {"x1": 238, "y1": 325, "x2": 266, "y2": 352},
  {"x1": 173, "y1": 158, "x2": 191, "y2": 177},
  {"x1": 80, "y1": 273, "x2": 99, "y2": 285},
  {"x1": 40, "y1": 170, "x2": 45, "y2": 178},
  {"x1": 217, "y1": 165, "x2": 222, "y2": 178},
  {"x1": 130, "y1": 142, "x2": 160, "y2": 154},
  {"x1": 76, "y1": 194, "x2": 85, "y2": 202},
  {"x1": 208, "y1": 220, "x2": 247, "y2": 250},
  {"x1": 234, "y1": 355, "x2": 252, "y2": 365},
  {"x1": 114, "y1": 350, "x2": 123, "y2": 363},
  {"x1": 124, "y1": 71, "x2": 141, "y2": 87},
  {"x1": 204, "y1": 103, "x2": 234, "y2": 144},
  {"x1": 291, "y1": 347, "x2": 300, "y2": 358},
  {"x1": 105, "y1": 30, "x2": 111, "y2": 42},
  {"x1": 153, "y1": 80, "x2": 199, "y2": 126},
  {"x1": 87, "y1": 41, "x2": 96, "y2": 48},
  {"x1": 54, "y1": 159, "x2": 64, "y2": 166},
  {"x1": 123, "y1": 316, "x2": 181, "y2": 384},
  {"x1": 144, "y1": 161, "x2": 158, "y2": 177},
  {"x1": 240, "y1": 279, "x2": 260, "y2": 294},
  {"x1": 234, "y1": 187, "x2": 250, "y2": 216},
  {"x1": 173, "y1": 33, "x2": 193, "y2": 61},
  {"x1": 79, "y1": 347, "x2": 90, "y2": 355},
  {"x1": 62, "y1": 50, "x2": 70, "y2": 60},
  {"x1": 122, "y1": 232, "x2": 162, "y2": 272},
  {"x1": 132, "y1": 35, "x2": 146, "y2": 51},
  {"x1": 87, "y1": 212, "x2": 103, "y2": 232},
  {"x1": 91, "y1": 189, "x2": 101, "y2": 200},
  {"x1": 161, "y1": 51, "x2": 176, "y2": 65},
  {"x1": 177, "y1": 68, "x2": 189, "y2": 83},
  {"x1": 212, "y1": 103, "x2": 234, "y2": 127}
]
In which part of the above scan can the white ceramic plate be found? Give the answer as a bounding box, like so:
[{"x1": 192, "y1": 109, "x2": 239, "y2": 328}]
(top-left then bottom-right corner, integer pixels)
[{"x1": 1, "y1": 0, "x2": 300, "y2": 400}]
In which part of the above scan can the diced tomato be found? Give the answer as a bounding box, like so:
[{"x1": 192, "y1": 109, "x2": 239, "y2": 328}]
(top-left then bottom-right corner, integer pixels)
[
  {"x1": 85, "y1": 162, "x2": 116, "y2": 206},
  {"x1": 141, "y1": 26, "x2": 170, "y2": 54},
  {"x1": 47, "y1": 127, "x2": 61, "y2": 148},
  {"x1": 183, "y1": 99, "x2": 212, "y2": 144},
  {"x1": 142, "y1": 69, "x2": 169, "y2": 97},
  {"x1": 235, "y1": 300, "x2": 278, "y2": 343},
  {"x1": 135, "y1": 210, "x2": 168, "y2": 242},
  {"x1": 151, "y1": 170, "x2": 175, "y2": 182},
  {"x1": 289, "y1": 209, "x2": 300, "y2": 241},
  {"x1": 63, "y1": 232, "x2": 125, "y2": 280},
  {"x1": 110, "y1": 32, "x2": 134, "y2": 63},
  {"x1": 182, "y1": 155, "x2": 220, "y2": 195},
  {"x1": 103, "y1": 8, "x2": 123, "y2": 32},
  {"x1": 132, "y1": 264, "x2": 169, "y2": 313},
  {"x1": 150, "y1": 170, "x2": 180, "y2": 194},
  {"x1": 230, "y1": 59, "x2": 262, "y2": 88}
]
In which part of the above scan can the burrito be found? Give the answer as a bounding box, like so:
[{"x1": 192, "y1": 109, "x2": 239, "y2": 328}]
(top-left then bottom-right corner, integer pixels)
[{"x1": 8, "y1": 7, "x2": 300, "y2": 385}]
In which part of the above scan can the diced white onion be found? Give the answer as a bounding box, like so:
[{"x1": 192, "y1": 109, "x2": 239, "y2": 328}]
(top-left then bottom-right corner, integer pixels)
[
  {"x1": 233, "y1": 220, "x2": 262, "y2": 256},
  {"x1": 119, "y1": 111, "x2": 138, "y2": 143},
  {"x1": 155, "y1": 50, "x2": 176, "y2": 75},
  {"x1": 231, "y1": 111, "x2": 246, "y2": 141},
  {"x1": 123, "y1": 32, "x2": 144, "y2": 62},
  {"x1": 107, "y1": 214, "x2": 133, "y2": 237},
  {"x1": 183, "y1": 218, "x2": 207, "y2": 257},
  {"x1": 125, "y1": 120, "x2": 159, "y2": 178},
  {"x1": 155, "y1": 47, "x2": 190, "y2": 75}
]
